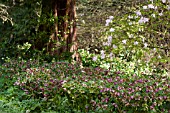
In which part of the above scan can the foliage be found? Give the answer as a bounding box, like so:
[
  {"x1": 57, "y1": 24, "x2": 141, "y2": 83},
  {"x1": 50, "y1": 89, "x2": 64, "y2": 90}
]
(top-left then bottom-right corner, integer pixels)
[
  {"x1": 79, "y1": 48, "x2": 168, "y2": 77},
  {"x1": 0, "y1": 0, "x2": 76, "y2": 63},
  {"x1": 0, "y1": 0, "x2": 41, "y2": 62},
  {"x1": 0, "y1": 59, "x2": 170, "y2": 112},
  {"x1": 97, "y1": 0, "x2": 170, "y2": 72},
  {"x1": 0, "y1": 0, "x2": 170, "y2": 113}
]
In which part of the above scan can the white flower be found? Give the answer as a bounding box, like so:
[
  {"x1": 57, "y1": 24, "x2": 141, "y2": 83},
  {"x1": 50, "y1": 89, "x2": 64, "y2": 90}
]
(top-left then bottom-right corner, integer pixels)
[
  {"x1": 105, "y1": 19, "x2": 112, "y2": 26},
  {"x1": 26, "y1": 110, "x2": 30, "y2": 113},
  {"x1": 106, "y1": 36, "x2": 112, "y2": 46},
  {"x1": 138, "y1": 17, "x2": 149, "y2": 24},
  {"x1": 168, "y1": 5, "x2": 170, "y2": 10},
  {"x1": 136, "y1": 10, "x2": 142, "y2": 16},
  {"x1": 134, "y1": 41, "x2": 138, "y2": 45},
  {"x1": 150, "y1": 0, "x2": 153, "y2": 3},
  {"x1": 105, "y1": 23, "x2": 109, "y2": 26},
  {"x1": 107, "y1": 42, "x2": 111, "y2": 46},
  {"x1": 128, "y1": 15, "x2": 133, "y2": 19},
  {"x1": 109, "y1": 53, "x2": 113, "y2": 57},
  {"x1": 129, "y1": 22, "x2": 132, "y2": 25},
  {"x1": 92, "y1": 56, "x2": 98, "y2": 61},
  {"x1": 144, "y1": 43, "x2": 148, "y2": 48},
  {"x1": 122, "y1": 40, "x2": 127, "y2": 44},
  {"x1": 106, "y1": 19, "x2": 111, "y2": 23},
  {"x1": 151, "y1": 14, "x2": 156, "y2": 18},
  {"x1": 113, "y1": 44, "x2": 117, "y2": 49},
  {"x1": 154, "y1": 6, "x2": 158, "y2": 10},
  {"x1": 100, "y1": 50, "x2": 105, "y2": 54},
  {"x1": 148, "y1": 4, "x2": 155, "y2": 9},
  {"x1": 103, "y1": 42, "x2": 107, "y2": 46},
  {"x1": 143, "y1": 6, "x2": 148, "y2": 9},
  {"x1": 110, "y1": 28, "x2": 115, "y2": 32},
  {"x1": 100, "y1": 50, "x2": 105, "y2": 59},
  {"x1": 158, "y1": 55, "x2": 162, "y2": 59},
  {"x1": 162, "y1": 0, "x2": 166, "y2": 3},
  {"x1": 159, "y1": 12, "x2": 163, "y2": 16},
  {"x1": 108, "y1": 53, "x2": 113, "y2": 59},
  {"x1": 101, "y1": 53, "x2": 105, "y2": 59},
  {"x1": 129, "y1": 34, "x2": 134, "y2": 38},
  {"x1": 108, "y1": 36, "x2": 112, "y2": 43},
  {"x1": 109, "y1": 16, "x2": 114, "y2": 20}
]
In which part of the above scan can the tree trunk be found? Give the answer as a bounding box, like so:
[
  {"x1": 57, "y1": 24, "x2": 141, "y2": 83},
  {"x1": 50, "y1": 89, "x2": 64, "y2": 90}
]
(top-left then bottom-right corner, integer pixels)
[{"x1": 40, "y1": 0, "x2": 78, "y2": 59}]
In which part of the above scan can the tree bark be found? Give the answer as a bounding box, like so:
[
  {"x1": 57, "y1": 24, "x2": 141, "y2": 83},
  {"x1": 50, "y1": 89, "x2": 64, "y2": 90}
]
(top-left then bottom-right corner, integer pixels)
[{"x1": 40, "y1": 0, "x2": 78, "y2": 58}]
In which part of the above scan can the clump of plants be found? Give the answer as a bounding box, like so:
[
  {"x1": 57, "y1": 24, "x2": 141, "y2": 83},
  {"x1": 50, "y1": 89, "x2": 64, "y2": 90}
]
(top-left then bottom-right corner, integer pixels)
[
  {"x1": 98, "y1": 0, "x2": 169, "y2": 72},
  {"x1": 1, "y1": 59, "x2": 169, "y2": 112}
]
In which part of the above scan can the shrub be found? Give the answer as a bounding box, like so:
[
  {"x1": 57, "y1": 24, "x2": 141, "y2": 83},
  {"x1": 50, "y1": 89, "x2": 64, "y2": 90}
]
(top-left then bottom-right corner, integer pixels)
[{"x1": 100, "y1": 0, "x2": 169, "y2": 71}]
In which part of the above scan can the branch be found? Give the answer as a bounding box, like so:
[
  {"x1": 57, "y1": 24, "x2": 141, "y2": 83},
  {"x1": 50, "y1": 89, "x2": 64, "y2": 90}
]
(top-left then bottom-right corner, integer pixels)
[{"x1": 0, "y1": 3, "x2": 13, "y2": 25}]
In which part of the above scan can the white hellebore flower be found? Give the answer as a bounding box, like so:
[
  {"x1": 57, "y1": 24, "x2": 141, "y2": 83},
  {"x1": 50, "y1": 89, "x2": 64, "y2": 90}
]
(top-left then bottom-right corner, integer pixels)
[
  {"x1": 122, "y1": 40, "x2": 127, "y2": 44},
  {"x1": 134, "y1": 41, "x2": 138, "y2": 45},
  {"x1": 168, "y1": 5, "x2": 170, "y2": 10},
  {"x1": 100, "y1": 50, "x2": 105, "y2": 59},
  {"x1": 92, "y1": 56, "x2": 98, "y2": 61},
  {"x1": 143, "y1": 6, "x2": 147, "y2": 9},
  {"x1": 103, "y1": 42, "x2": 107, "y2": 46},
  {"x1": 109, "y1": 53, "x2": 113, "y2": 58},
  {"x1": 129, "y1": 22, "x2": 132, "y2": 25},
  {"x1": 162, "y1": 0, "x2": 166, "y2": 3},
  {"x1": 138, "y1": 17, "x2": 149, "y2": 24},
  {"x1": 101, "y1": 53, "x2": 105, "y2": 59},
  {"x1": 105, "y1": 19, "x2": 112, "y2": 26},
  {"x1": 144, "y1": 43, "x2": 148, "y2": 48},
  {"x1": 113, "y1": 44, "x2": 117, "y2": 49},
  {"x1": 100, "y1": 50, "x2": 105, "y2": 54},
  {"x1": 136, "y1": 10, "x2": 142, "y2": 16},
  {"x1": 108, "y1": 36, "x2": 112, "y2": 42},
  {"x1": 110, "y1": 28, "x2": 115, "y2": 32},
  {"x1": 128, "y1": 15, "x2": 133, "y2": 19},
  {"x1": 151, "y1": 14, "x2": 156, "y2": 18},
  {"x1": 109, "y1": 16, "x2": 114, "y2": 20},
  {"x1": 159, "y1": 12, "x2": 163, "y2": 16},
  {"x1": 148, "y1": 4, "x2": 155, "y2": 9}
]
